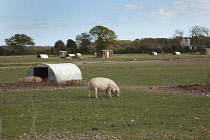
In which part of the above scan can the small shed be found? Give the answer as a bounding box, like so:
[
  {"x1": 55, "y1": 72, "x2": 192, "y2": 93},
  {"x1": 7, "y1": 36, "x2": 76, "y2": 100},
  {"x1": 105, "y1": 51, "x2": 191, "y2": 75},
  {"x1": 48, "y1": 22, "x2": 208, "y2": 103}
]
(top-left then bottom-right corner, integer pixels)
[
  {"x1": 96, "y1": 50, "x2": 113, "y2": 58},
  {"x1": 26, "y1": 63, "x2": 82, "y2": 83},
  {"x1": 58, "y1": 51, "x2": 68, "y2": 58},
  {"x1": 37, "y1": 54, "x2": 48, "y2": 59},
  {"x1": 200, "y1": 48, "x2": 210, "y2": 55}
]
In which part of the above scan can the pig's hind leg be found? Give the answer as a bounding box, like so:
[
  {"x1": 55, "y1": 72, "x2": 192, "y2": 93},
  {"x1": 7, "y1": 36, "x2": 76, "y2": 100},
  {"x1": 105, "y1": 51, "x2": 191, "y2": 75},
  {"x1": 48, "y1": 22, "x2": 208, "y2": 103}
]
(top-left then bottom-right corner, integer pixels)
[{"x1": 88, "y1": 89, "x2": 91, "y2": 98}]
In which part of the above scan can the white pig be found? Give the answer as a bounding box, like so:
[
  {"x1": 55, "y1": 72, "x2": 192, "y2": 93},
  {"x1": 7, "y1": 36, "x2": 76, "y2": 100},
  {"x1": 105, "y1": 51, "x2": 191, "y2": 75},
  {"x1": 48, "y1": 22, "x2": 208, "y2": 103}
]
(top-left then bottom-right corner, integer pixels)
[
  {"x1": 66, "y1": 56, "x2": 72, "y2": 60},
  {"x1": 88, "y1": 77, "x2": 121, "y2": 98}
]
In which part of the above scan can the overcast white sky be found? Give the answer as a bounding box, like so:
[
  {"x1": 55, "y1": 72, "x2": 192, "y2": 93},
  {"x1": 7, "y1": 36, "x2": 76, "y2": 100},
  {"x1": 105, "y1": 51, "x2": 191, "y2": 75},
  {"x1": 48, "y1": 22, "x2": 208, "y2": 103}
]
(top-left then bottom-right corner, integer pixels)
[{"x1": 0, "y1": 0, "x2": 210, "y2": 46}]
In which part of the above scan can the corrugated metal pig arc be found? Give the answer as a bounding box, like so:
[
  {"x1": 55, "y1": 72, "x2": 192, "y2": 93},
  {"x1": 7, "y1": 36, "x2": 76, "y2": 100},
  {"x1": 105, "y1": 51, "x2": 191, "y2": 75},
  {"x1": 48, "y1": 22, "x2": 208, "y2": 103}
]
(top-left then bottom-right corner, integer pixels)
[{"x1": 26, "y1": 63, "x2": 82, "y2": 83}]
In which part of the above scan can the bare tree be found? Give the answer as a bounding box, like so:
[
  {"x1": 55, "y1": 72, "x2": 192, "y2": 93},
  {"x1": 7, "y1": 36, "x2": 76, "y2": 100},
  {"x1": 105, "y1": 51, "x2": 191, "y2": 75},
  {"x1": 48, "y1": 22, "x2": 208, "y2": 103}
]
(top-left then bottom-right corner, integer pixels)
[
  {"x1": 202, "y1": 26, "x2": 210, "y2": 37},
  {"x1": 189, "y1": 25, "x2": 210, "y2": 51},
  {"x1": 174, "y1": 29, "x2": 184, "y2": 38},
  {"x1": 189, "y1": 26, "x2": 203, "y2": 37}
]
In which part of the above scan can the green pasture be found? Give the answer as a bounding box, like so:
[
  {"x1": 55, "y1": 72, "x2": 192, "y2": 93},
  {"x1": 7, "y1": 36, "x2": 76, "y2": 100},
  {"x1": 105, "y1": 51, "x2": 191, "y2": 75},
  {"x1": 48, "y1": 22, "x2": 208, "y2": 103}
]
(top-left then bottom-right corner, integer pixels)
[
  {"x1": 1, "y1": 89, "x2": 210, "y2": 139},
  {"x1": 0, "y1": 55, "x2": 67, "y2": 64},
  {"x1": 1, "y1": 54, "x2": 210, "y2": 139},
  {"x1": 0, "y1": 53, "x2": 205, "y2": 64},
  {"x1": 79, "y1": 61, "x2": 210, "y2": 86},
  {"x1": 1, "y1": 57, "x2": 210, "y2": 86}
]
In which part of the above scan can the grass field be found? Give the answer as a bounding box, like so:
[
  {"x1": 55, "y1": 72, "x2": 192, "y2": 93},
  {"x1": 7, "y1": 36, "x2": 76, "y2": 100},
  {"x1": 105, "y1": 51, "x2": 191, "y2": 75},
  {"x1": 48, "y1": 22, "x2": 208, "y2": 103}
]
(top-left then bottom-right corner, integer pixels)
[
  {"x1": 1, "y1": 57, "x2": 210, "y2": 85},
  {"x1": 1, "y1": 89, "x2": 210, "y2": 139},
  {"x1": 0, "y1": 54, "x2": 210, "y2": 139},
  {"x1": 0, "y1": 53, "x2": 206, "y2": 64}
]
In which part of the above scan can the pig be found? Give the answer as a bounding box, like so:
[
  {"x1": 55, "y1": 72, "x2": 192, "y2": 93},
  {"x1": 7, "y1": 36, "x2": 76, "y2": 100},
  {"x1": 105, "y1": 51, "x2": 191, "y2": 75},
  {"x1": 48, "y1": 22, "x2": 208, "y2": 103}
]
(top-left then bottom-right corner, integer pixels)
[
  {"x1": 88, "y1": 77, "x2": 121, "y2": 98},
  {"x1": 73, "y1": 55, "x2": 83, "y2": 60},
  {"x1": 19, "y1": 76, "x2": 43, "y2": 83},
  {"x1": 66, "y1": 57, "x2": 72, "y2": 60}
]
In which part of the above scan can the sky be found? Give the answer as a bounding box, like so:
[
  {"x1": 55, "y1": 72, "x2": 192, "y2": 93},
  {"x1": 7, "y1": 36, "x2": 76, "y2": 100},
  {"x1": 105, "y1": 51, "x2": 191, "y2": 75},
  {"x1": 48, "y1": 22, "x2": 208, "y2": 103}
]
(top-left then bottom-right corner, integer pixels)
[{"x1": 0, "y1": 0, "x2": 210, "y2": 46}]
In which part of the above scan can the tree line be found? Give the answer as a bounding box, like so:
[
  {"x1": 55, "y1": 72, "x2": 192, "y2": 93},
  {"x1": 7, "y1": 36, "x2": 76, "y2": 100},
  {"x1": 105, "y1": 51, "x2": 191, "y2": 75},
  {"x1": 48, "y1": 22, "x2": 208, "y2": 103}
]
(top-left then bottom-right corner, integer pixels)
[{"x1": 1, "y1": 25, "x2": 210, "y2": 55}]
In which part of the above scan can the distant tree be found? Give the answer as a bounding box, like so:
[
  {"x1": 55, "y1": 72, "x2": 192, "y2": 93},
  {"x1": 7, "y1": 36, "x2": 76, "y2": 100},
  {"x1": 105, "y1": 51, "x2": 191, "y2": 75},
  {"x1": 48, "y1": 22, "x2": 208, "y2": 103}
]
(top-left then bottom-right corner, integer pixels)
[
  {"x1": 66, "y1": 39, "x2": 77, "y2": 49},
  {"x1": 170, "y1": 37, "x2": 183, "y2": 51},
  {"x1": 54, "y1": 40, "x2": 66, "y2": 51},
  {"x1": 200, "y1": 27, "x2": 209, "y2": 37},
  {"x1": 173, "y1": 29, "x2": 184, "y2": 38},
  {"x1": 66, "y1": 39, "x2": 77, "y2": 53},
  {"x1": 76, "y1": 32, "x2": 92, "y2": 53},
  {"x1": 50, "y1": 47, "x2": 56, "y2": 54},
  {"x1": 189, "y1": 26, "x2": 203, "y2": 37},
  {"x1": 204, "y1": 37, "x2": 210, "y2": 47},
  {"x1": 5, "y1": 34, "x2": 35, "y2": 54},
  {"x1": 139, "y1": 38, "x2": 159, "y2": 52},
  {"x1": 156, "y1": 38, "x2": 170, "y2": 52},
  {"x1": 189, "y1": 25, "x2": 210, "y2": 51},
  {"x1": 0, "y1": 46, "x2": 3, "y2": 55},
  {"x1": 89, "y1": 25, "x2": 117, "y2": 51},
  {"x1": 170, "y1": 29, "x2": 184, "y2": 51}
]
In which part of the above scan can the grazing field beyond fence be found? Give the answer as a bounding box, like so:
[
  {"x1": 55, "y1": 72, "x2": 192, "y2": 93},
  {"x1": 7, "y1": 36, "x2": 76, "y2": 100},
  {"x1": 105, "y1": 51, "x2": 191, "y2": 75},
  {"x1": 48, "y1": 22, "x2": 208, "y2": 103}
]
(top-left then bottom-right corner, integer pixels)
[{"x1": 0, "y1": 54, "x2": 210, "y2": 139}]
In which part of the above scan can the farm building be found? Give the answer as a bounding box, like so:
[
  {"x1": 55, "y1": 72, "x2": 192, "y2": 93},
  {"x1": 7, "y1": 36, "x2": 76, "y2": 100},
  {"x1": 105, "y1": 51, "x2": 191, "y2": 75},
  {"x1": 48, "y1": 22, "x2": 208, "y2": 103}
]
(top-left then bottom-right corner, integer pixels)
[
  {"x1": 58, "y1": 51, "x2": 68, "y2": 58},
  {"x1": 26, "y1": 63, "x2": 82, "y2": 83},
  {"x1": 96, "y1": 50, "x2": 113, "y2": 58},
  {"x1": 36, "y1": 54, "x2": 48, "y2": 59},
  {"x1": 200, "y1": 48, "x2": 210, "y2": 55}
]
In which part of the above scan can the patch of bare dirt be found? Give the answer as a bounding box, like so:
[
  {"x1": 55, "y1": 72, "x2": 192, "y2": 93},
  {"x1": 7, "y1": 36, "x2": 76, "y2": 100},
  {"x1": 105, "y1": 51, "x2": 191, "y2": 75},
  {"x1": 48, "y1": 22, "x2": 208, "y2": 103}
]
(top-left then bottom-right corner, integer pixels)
[
  {"x1": 0, "y1": 81, "x2": 87, "y2": 92},
  {"x1": 1, "y1": 81, "x2": 210, "y2": 97},
  {"x1": 169, "y1": 84, "x2": 210, "y2": 96},
  {"x1": 21, "y1": 133, "x2": 112, "y2": 140},
  {"x1": 120, "y1": 84, "x2": 210, "y2": 97}
]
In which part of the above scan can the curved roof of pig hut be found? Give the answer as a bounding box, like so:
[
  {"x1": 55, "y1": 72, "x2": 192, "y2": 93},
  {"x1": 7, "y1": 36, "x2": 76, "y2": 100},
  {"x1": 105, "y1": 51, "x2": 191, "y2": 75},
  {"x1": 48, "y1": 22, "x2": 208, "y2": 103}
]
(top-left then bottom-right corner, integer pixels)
[
  {"x1": 26, "y1": 63, "x2": 82, "y2": 83},
  {"x1": 36, "y1": 54, "x2": 48, "y2": 58}
]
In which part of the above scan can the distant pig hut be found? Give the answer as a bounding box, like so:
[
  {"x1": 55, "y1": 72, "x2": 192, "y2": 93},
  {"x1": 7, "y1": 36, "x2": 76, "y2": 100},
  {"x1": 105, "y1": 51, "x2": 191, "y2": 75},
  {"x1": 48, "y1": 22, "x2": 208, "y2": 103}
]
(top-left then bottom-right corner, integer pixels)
[
  {"x1": 26, "y1": 63, "x2": 82, "y2": 83},
  {"x1": 200, "y1": 48, "x2": 210, "y2": 55},
  {"x1": 150, "y1": 52, "x2": 158, "y2": 56},
  {"x1": 66, "y1": 53, "x2": 83, "y2": 60},
  {"x1": 58, "y1": 51, "x2": 68, "y2": 58},
  {"x1": 96, "y1": 50, "x2": 113, "y2": 58},
  {"x1": 173, "y1": 52, "x2": 181, "y2": 55},
  {"x1": 66, "y1": 54, "x2": 76, "y2": 57},
  {"x1": 37, "y1": 54, "x2": 48, "y2": 59}
]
